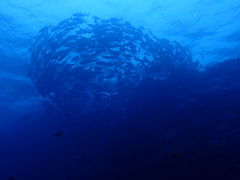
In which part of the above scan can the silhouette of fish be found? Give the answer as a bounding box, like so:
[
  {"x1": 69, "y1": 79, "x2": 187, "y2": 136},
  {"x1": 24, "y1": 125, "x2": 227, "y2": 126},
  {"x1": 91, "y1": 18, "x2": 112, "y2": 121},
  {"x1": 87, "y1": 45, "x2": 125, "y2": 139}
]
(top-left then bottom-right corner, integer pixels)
[
  {"x1": 131, "y1": 155, "x2": 138, "y2": 161},
  {"x1": 170, "y1": 153, "x2": 181, "y2": 159},
  {"x1": 53, "y1": 131, "x2": 64, "y2": 137},
  {"x1": 8, "y1": 176, "x2": 15, "y2": 180}
]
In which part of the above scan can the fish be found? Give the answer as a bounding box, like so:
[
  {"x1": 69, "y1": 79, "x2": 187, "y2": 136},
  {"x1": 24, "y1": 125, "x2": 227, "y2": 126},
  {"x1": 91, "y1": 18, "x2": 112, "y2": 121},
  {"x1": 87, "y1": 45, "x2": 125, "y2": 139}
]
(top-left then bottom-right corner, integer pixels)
[
  {"x1": 170, "y1": 153, "x2": 181, "y2": 159},
  {"x1": 53, "y1": 131, "x2": 64, "y2": 137},
  {"x1": 8, "y1": 176, "x2": 15, "y2": 180}
]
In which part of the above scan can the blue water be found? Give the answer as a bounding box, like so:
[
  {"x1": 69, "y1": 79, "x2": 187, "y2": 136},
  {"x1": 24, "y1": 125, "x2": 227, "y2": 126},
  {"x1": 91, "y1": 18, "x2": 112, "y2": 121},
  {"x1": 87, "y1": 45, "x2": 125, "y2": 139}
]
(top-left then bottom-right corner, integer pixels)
[{"x1": 0, "y1": 1, "x2": 240, "y2": 180}]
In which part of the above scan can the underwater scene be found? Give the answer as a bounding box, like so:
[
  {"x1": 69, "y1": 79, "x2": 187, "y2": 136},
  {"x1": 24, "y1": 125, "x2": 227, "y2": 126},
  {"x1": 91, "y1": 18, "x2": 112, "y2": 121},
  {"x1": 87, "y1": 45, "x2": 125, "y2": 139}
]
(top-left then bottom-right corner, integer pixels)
[{"x1": 1, "y1": 0, "x2": 240, "y2": 179}]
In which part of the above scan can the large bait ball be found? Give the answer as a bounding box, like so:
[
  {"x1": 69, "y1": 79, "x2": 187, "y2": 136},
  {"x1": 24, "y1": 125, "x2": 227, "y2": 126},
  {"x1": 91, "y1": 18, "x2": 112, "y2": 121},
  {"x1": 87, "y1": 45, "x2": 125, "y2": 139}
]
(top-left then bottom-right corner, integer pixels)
[{"x1": 29, "y1": 13, "x2": 195, "y2": 115}]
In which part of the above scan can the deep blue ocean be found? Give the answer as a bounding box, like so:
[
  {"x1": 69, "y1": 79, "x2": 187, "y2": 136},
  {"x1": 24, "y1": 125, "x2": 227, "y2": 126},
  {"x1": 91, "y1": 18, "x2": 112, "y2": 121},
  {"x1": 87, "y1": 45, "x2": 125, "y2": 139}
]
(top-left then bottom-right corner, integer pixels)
[{"x1": 1, "y1": 1, "x2": 240, "y2": 180}]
